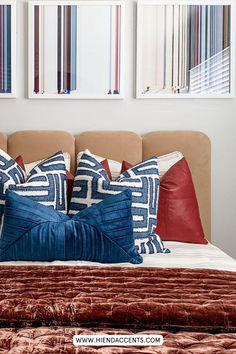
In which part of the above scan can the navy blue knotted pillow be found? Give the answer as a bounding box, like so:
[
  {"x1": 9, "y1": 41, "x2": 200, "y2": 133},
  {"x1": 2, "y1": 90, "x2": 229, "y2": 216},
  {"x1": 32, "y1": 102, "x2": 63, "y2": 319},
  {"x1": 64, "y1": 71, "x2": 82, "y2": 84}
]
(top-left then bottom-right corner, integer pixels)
[{"x1": 0, "y1": 190, "x2": 142, "y2": 264}]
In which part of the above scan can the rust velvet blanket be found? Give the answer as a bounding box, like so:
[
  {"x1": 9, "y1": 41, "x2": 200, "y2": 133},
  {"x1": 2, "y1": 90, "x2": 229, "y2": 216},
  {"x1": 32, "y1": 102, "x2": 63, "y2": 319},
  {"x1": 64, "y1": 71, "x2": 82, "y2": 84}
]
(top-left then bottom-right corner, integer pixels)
[{"x1": 0, "y1": 265, "x2": 235, "y2": 353}]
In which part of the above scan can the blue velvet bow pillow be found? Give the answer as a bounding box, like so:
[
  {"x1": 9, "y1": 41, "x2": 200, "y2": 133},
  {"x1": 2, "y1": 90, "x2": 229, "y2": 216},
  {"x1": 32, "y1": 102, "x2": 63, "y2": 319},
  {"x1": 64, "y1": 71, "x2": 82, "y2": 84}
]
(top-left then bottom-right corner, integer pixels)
[{"x1": 0, "y1": 189, "x2": 142, "y2": 264}]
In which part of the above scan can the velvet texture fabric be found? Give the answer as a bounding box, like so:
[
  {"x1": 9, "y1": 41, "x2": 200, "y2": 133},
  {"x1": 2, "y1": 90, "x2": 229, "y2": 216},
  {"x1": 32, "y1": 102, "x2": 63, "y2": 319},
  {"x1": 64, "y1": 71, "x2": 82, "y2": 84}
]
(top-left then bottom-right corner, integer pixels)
[
  {"x1": 0, "y1": 327, "x2": 235, "y2": 353},
  {"x1": 0, "y1": 190, "x2": 142, "y2": 264},
  {"x1": 0, "y1": 266, "x2": 235, "y2": 331}
]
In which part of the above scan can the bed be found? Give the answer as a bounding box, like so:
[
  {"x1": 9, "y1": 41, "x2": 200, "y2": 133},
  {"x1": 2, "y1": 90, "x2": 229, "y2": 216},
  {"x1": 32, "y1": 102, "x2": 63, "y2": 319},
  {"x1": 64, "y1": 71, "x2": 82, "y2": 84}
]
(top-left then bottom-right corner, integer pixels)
[{"x1": 0, "y1": 130, "x2": 235, "y2": 353}]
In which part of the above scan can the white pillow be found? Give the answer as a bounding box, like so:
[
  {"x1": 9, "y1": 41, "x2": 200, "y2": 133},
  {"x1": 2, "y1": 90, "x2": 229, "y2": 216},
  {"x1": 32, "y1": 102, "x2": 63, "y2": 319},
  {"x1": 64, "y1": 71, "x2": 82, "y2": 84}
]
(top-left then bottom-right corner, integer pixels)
[
  {"x1": 77, "y1": 150, "x2": 183, "y2": 180},
  {"x1": 157, "y1": 151, "x2": 183, "y2": 178},
  {"x1": 77, "y1": 149, "x2": 121, "y2": 180},
  {"x1": 24, "y1": 152, "x2": 71, "y2": 175}
]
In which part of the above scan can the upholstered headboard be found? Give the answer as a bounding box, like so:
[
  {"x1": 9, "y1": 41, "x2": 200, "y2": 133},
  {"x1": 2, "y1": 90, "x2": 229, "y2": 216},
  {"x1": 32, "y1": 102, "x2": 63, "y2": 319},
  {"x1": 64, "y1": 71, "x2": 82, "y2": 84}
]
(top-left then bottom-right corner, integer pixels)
[{"x1": 0, "y1": 130, "x2": 211, "y2": 241}]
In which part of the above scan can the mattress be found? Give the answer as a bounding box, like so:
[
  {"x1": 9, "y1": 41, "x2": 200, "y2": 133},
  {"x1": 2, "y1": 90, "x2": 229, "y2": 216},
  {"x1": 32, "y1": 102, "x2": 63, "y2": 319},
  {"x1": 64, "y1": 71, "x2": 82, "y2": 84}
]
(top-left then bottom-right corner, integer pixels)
[{"x1": 1, "y1": 241, "x2": 235, "y2": 272}]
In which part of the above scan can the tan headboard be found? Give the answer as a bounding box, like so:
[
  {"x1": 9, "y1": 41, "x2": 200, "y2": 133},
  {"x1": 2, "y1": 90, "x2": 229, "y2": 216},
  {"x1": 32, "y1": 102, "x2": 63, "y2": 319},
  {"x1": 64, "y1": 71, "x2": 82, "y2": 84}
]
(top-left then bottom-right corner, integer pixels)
[
  {"x1": 0, "y1": 133, "x2": 7, "y2": 152},
  {"x1": 2, "y1": 130, "x2": 211, "y2": 241},
  {"x1": 8, "y1": 131, "x2": 75, "y2": 173},
  {"x1": 75, "y1": 131, "x2": 142, "y2": 165}
]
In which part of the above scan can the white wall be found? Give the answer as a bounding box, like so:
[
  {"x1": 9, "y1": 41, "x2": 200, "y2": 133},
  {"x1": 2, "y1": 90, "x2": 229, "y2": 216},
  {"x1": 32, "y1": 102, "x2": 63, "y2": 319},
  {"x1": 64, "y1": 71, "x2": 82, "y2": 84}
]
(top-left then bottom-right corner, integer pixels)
[{"x1": 0, "y1": 0, "x2": 236, "y2": 258}]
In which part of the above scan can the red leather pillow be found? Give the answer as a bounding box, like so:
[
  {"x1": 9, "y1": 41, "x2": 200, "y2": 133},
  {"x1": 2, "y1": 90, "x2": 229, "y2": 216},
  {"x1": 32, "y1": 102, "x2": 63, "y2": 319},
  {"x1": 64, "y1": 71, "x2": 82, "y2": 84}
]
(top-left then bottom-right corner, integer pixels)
[
  {"x1": 15, "y1": 156, "x2": 25, "y2": 171},
  {"x1": 122, "y1": 157, "x2": 207, "y2": 244},
  {"x1": 66, "y1": 170, "x2": 74, "y2": 203},
  {"x1": 121, "y1": 160, "x2": 133, "y2": 174},
  {"x1": 101, "y1": 159, "x2": 113, "y2": 181}
]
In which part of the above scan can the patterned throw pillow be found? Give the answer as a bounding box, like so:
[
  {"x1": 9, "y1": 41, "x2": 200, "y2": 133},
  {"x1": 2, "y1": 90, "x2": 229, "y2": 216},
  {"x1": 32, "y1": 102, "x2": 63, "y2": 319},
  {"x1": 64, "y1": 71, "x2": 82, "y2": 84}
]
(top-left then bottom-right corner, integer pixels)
[
  {"x1": 0, "y1": 190, "x2": 142, "y2": 264},
  {"x1": 77, "y1": 150, "x2": 122, "y2": 180},
  {"x1": 69, "y1": 151, "x2": 160, "y2": 253},
  {"x1": 0, "y1": 149, "x2": 68, "y2": 216},
  {"x1": 14, "y1": 154, "x2": 74, "y2": 205},
  {"x1": 24, "y1": 152, "x2": 71, "y2": 176},
  {"x1": 0, "y1": 149, "x2": 26, "y2": 218},
  {"x1": 135, "y1": 233, "x2": 170, "y2": 254}
]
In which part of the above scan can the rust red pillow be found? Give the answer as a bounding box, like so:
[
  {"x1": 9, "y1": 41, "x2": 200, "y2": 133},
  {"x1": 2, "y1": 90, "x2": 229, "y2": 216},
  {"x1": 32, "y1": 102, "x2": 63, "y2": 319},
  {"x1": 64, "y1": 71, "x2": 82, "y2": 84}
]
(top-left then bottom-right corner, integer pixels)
[
  {"x1": 15, "y1": 156, "x2": 25, "y2": 171},
  {"x1": 101, "y1": 159, "x2": 112, "y2": 181},
  {"x1": 121, "y1": 160, "x2": 133, "y2": 174},
  {"x1": 66, "y1": 170, "x2": 74, "y2": 203},
  {"x1": 121, "y1": 158, "x2": 207, "y2": 244},
  {"x1": 155, "y1": 158, "x2": 207, "y2": 244}
]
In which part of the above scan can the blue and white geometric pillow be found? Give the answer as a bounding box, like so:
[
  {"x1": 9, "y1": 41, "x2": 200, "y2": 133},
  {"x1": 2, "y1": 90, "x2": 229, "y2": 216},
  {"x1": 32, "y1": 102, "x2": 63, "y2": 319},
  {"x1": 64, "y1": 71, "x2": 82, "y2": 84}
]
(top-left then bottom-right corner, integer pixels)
[
  {"x1": 135, "y1": 233, "x2": 170, "y2": 254},
  {"x1": 69, "y1": 151, "x2": 160, "y2": 253},
  {"x1": 0, "y1": 149, "x2": 26, "y2": 219},
  {"x1": 0, "y1": 149, "x2": 68, "y2": 216},
  {"x1": 9, "y1": 151, "x2": 68, "y2": 214}
]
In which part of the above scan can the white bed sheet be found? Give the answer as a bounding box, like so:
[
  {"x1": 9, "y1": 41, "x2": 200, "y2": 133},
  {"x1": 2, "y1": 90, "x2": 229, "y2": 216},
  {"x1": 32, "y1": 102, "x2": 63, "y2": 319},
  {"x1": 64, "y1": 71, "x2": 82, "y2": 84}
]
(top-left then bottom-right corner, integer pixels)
[{"x1": 1, "y1": 242, "x2": 236, "y2": 272}]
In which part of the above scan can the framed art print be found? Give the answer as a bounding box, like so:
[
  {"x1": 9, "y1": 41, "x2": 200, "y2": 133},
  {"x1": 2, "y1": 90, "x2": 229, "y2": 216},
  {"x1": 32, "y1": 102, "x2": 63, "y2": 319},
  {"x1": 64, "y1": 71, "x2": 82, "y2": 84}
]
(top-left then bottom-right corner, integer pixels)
[
  {"x1": 0, "y1": 0, "x2": 16, "y2": 98},
  {"x1": 28, "y1": 1, "x2": 125, "y2": 99},
  {"x1": 136, "y1": 0, "x2": 234, "y2": 98}
]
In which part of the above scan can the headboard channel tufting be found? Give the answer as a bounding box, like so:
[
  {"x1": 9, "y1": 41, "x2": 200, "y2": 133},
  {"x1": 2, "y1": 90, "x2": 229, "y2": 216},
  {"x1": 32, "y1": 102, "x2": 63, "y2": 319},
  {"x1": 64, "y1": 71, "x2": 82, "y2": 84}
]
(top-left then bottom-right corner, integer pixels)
[{"x1": 3, "y1": 130, "x2": 211, "y2": 241}]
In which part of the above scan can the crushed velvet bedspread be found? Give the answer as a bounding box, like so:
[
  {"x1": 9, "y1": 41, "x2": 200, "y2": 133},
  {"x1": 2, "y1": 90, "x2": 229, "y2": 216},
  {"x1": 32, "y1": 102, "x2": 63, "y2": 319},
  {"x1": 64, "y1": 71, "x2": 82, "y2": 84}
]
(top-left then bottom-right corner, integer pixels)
[
  {"x1": 0, "y1": 265, "x2": 235, "y2": 332},
  {"x1": 0, "y1": 327, "x2": 236, "y2": 353}
]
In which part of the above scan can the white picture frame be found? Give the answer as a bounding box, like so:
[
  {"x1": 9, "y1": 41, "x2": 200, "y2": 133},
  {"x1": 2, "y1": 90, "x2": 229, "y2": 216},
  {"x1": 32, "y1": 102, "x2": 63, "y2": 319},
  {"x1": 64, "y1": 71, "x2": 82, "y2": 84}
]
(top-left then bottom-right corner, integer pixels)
[
  {"x1": 0, "y1": 0, "x2": 16, "y2": 98},
  {"x1": 28, "y1": 0, "x2": 125, "y2": 99},
  {"x1": 136, "y1": 0, "x2": 235, "y2": 98}
]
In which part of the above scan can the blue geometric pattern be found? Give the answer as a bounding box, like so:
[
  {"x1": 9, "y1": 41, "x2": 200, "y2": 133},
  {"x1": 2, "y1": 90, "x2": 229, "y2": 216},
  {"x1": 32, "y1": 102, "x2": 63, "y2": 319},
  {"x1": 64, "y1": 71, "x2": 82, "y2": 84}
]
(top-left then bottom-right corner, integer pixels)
[
  {"x1": 135, "y1": 233, "x2": 171, "y2": 254},
  {"x1": 0, "y1": 149, "x2": 26, "y2": 218},
  {"x1": 0, "y1": 149, "x2": 68, "y2": 218},
  {"x1": 9, "y1": 151, "x2": 68, "y2": 214},
  {"x1": 69, "y1": 152, "x2": 160, "y2": 253}
]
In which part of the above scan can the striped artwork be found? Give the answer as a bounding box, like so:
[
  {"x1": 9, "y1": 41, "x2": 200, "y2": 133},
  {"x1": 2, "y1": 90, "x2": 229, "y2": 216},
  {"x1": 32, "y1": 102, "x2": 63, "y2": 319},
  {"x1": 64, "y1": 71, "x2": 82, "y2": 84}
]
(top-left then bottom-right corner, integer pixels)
[
  {"x1": 108, "y1": 5, "x2": 121, "y2": 95},
  {"x1": 30, "y1": 1, "x2": 123, "y2": 98},
  {"x1": 0, "y1": 4, "x2": 11, "y2": 94},
  {"x1": 138, "y1": 2, "x2": 233, "y2": 97},
  {"x1": 189, "y1": 5, "x2": 231, "y2": 94}
]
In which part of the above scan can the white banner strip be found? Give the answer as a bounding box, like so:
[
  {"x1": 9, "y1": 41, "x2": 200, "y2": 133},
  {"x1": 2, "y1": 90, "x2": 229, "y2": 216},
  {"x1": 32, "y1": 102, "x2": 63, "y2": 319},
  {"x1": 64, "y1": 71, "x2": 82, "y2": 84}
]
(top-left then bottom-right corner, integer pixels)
[{"x1": 73, "y1": 334, "x2": 163, "y2": 347}]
